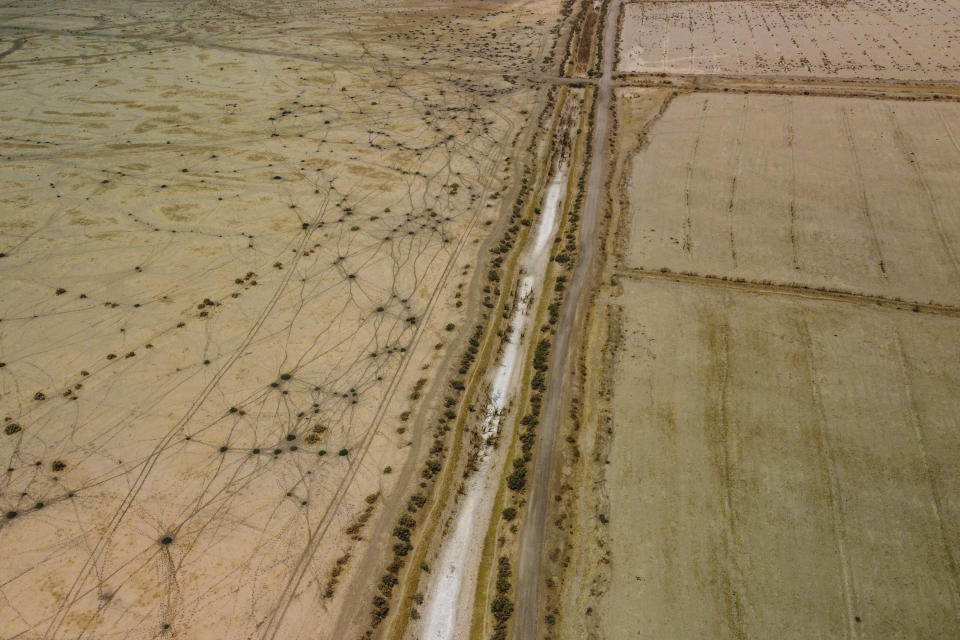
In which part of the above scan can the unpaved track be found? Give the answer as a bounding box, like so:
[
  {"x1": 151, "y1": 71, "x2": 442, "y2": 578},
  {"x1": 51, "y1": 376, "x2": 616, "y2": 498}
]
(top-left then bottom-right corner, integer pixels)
[{"x1": 514, "y1": 1, "x2": 620, "y2": 637}]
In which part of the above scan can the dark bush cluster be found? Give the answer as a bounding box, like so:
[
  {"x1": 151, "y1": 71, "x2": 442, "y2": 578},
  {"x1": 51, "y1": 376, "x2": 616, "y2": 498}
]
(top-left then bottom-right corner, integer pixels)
[
  {"x1": 507, "y1": 337, "x2": 552, "y2": 494},
  {"x1": 459, "y1": 324, "x2": 484, "y2": 374},
  {"x1": 490, "y1": 557, "x2": 515, "y2": 639}
]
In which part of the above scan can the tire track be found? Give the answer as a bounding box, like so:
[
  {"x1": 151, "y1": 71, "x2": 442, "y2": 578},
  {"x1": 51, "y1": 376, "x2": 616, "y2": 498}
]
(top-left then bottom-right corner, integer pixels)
[
  {"x1": 256, "y1": 109, "x2": 514, "y2": 640},
  {"x1": 839, "y1": 104, "x2": 887, "y2": 278},
  {"x1": 891, "y1": 328, "x2": 960, "y2": 626},
  {"x1": 726, "y1": 95, "x2": 747, "y2": 267},
  {"x1": 681, "y1": 96, "x2": 709, "y2": 255},
  {"x1": 43, "y1": 196, "x2": 333, "y2": 640},
  {"x1": 799, "y1": 317, "x2": 858, "y2": 640},
  {"x1": 885, "y1": 104, "x2": 960, "y2": 283},
  {"x1": 786, "y1": 96, "x2": 801, "y2": 271},
  {"x1": 939, "y1": 108, "x2": 960, "y2": 158}
]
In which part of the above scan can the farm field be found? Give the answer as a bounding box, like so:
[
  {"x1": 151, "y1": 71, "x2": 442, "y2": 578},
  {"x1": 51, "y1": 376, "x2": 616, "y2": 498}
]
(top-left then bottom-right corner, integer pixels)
[
  {"x1": 618, "y1": 0, "x2": 960, "y2": 81},
  {"x1": 552, "y1": 85, "x2": 960, "y2": 639},
  {"x1": 623, "y1": 93, "x2": 960, "y2": 306},
  {"x1": 0, "y1": 1, "x2": 557, "y2": 638},
  {"x1": 602, "y1": 276, "x2": 960, "y2": 639}
]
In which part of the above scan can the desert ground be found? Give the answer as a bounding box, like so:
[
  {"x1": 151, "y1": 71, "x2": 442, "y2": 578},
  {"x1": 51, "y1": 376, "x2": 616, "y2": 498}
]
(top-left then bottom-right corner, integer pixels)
[{"x1": 0, "y1": 1, "x2": 562, "y2": 638}]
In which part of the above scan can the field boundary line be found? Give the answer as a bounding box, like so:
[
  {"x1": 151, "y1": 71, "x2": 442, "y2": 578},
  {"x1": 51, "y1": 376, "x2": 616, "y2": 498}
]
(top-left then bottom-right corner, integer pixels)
[
  {"x1": 615, "y1": 73, "x2": 960, "y2": 101},
  {"x1": 615, "y1": 267, "x2": 960, "y2": 317}
]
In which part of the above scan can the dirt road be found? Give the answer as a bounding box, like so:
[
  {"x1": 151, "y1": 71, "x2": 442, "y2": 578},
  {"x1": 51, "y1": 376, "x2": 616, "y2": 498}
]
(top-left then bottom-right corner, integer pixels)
[{"x1": 513, "y1": 1, "x2": 620, "y2": 637}]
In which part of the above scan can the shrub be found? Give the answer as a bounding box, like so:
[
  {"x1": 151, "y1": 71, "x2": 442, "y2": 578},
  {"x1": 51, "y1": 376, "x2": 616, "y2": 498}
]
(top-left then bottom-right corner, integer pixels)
[
  {"x1": 491, "y1": 595, "x2": 514, "y2": 622},
  {"x1": 506, "y1": 467, "x2": 527, "y2": 492},
  {"x1": 409, "y1": 493, "x2": 427, "y2": 509},
  {"x1": 372, "y1": 595, "x2": 389, "y2": 625},
  {"x1": 531, "y1": 371, "x2": 545, "y2": 391}
]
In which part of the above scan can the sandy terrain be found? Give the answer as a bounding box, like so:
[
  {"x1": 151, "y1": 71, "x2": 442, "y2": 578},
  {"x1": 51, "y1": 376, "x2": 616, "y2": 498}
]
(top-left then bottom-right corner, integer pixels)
[
  {"x1": 618, "y1": 0, "x2": 960, "y2": 81},
  {"x1": 0, "y1": 1, "x2": 558, "y2": 638},
  {"x1": 624, "y1": 94, "x2": 960, "y2": 305}
]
